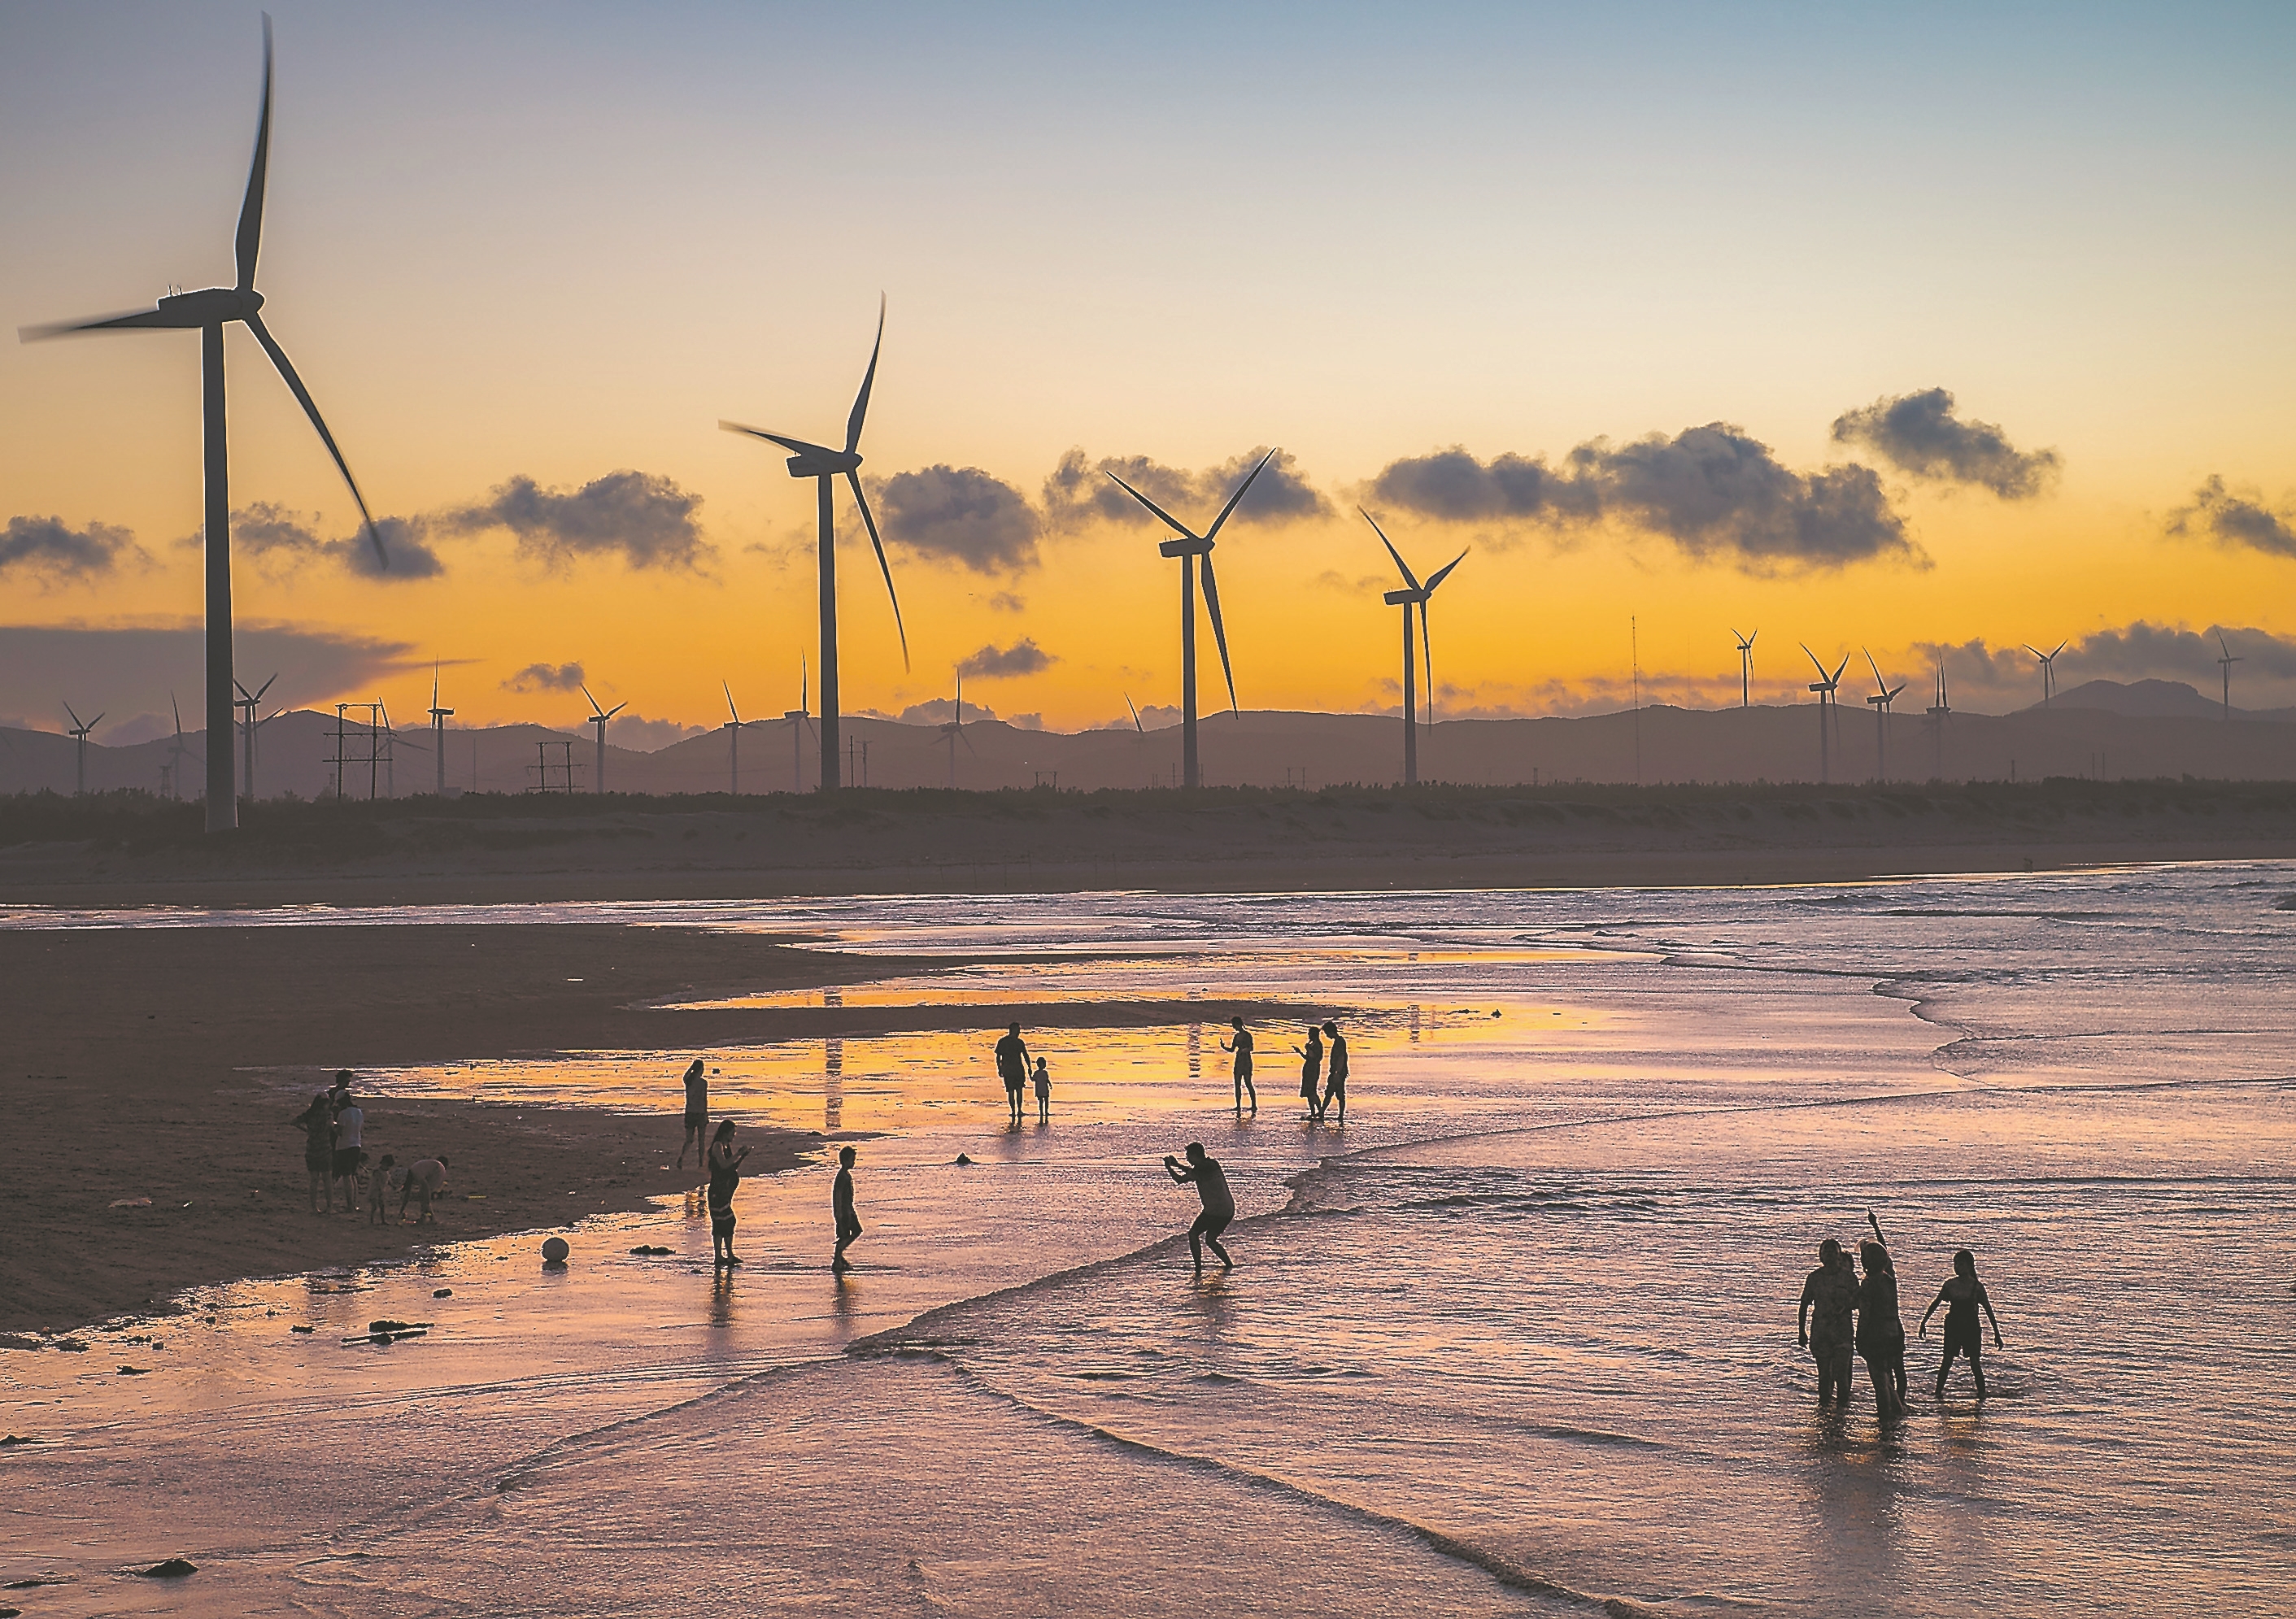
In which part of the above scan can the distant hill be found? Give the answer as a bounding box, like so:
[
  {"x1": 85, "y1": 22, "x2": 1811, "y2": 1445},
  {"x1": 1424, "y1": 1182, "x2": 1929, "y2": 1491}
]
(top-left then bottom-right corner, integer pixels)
[{"x1": 2047, "y1": 678, "x2": 2235, "y2": 720}]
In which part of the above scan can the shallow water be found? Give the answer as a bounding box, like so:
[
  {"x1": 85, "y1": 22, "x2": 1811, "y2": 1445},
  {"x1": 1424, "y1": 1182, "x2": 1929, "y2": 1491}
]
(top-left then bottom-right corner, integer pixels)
[{"x1": 4, "y1": 864, "x2": 2293, "y2": 1617}]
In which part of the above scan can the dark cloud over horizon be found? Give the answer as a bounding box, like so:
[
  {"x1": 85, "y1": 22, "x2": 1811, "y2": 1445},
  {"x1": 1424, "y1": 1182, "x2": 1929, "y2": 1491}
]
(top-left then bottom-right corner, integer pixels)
[
  {"x1": 2, "y1": 515, "x2": 146, "y2": 583},
  {"x1": 1370, "y1": 425, "x2": 1918, "y2": 570},
  {"x1": 503, "y1": 661, "x2": 586, "y2": 694},
  {"x1": 876, "y1": 465, "x2": 1042, "y2": 573},
  {"x1": 443, "y1": 470, "x2": 712, "y2": 572},
  {"x1": 1918, "y1": 621, "x2": 2296, "y2": 694},
  {"x1": 1829, "y1": 389, "x2": 2059, "y2": 498},
  {"x1": 2168, "y1": 476, "x2": 2296, "y2": 559},
  {"x1": 0, "y1": 620, "x2": 420, "y2": 722},
  {"x1": 956, "y1": 638, "x2": 1055, "y2": 679},
  {"x1": 227, "y1": 502, "x2": 445, "y2": 581},
  {"x1": 1043, "y1": 446, "x2": 1330, "y2": 533}
]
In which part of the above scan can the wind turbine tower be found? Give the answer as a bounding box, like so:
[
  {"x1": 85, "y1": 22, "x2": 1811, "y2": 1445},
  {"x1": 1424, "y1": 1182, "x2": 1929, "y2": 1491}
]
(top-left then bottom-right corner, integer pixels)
[
  {"x1": 1104, "y1": 450, "x2": 1275, "y2": 790},
  {"x1": 1801, "y1": 645, "x2": 1848, "y2": 785},
  {"x1": 2216, "y1": 631, "x2": 2242, "y2": 719},
  {"x1": 22, "y1": 18, "x2": 384, "y2": 833},
  {"x1": 234, "y1": 672, "x2": 277, "y2": 801},
  {"x1": 781, "y1": 660, "x2": 812, "y2": 794},
  {"x1": 2024, "y1": 640, "x2": 2067, "y2": 708},
  {"x1": 428, "y1": 666, "x2": 452, "y2": 796},
  {"x1": 166, "y1": 693, "x2": 203, "y2": 802},
  {"x1": 1732, "y1": 628, "x2": 1758, "y2": 708},
  {"x1": 721, "y1": 299, "x2": 908, "y2": 792},
  {"x1": 938, "y1": 670, "x2": 978, "y2": 789},
  {"x1": 1361, "y1": 509, "x2": 1465, "y2": 786},
  {"x1": 1927, "y1": 656, "x2": 1952, "y2": 781},
  {"x1": 1863, "y1": 649, "x2": 1905, "y2": 784},
  {"x1": 63, "y1": 703, "x2": 102, "y2": 796},
  {"x1": 582, "y1": 685, "x2": 626, "y2": 794},
  {"x1": 722, "y1": 682, "x2": 745, "y2": 795}
]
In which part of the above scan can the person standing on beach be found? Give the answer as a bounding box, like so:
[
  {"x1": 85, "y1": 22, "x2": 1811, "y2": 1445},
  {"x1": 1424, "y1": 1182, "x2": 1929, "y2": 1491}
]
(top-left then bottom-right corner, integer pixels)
[
  {"x1": 832, "y1": 1146, "x2": 863, "y2": 1272},
  {"x1": 1163, "y1": 1142, "x2": 1235, "y2": 1277},
  {"x1": 289, "y1": 1090, "x2": 335, "y2": 1214},
  {"x1": 1292, "y1": 1025, "x2": 1324, "y2": 1121},
  {"x1": 1320, "y1": 1021, "x2": 1348, "y2": 1125},
  {"x1": 331, "y1": 1090, "x2": 367, "y2": 1214},
  {"x1": 707, "y1": 1122, "x2": 751, "y2": 1267},
  {"x1": 1797, "y1": 1238, "x2": 1859, "y2": 1407},
  {"x1": 996, "y1": 1023, "x2": 1031, "y2": 1125},
  {"x1": 1032, "y1": 1056, "x2": 1052, "y2": 1124},
  {"x1": 1857, "y1": 1212, "x2": 1909, "y2": 1419},
  {"x1": 675, "y1": 1060, "x2": 709, "y2": 1171},
  {"x1": 1219, "y1": 1017, "x2": 1257, "y2": 1115},
  {"x1": 367, "y1": 1155, "x2": 398, "y2": 1225},
  {"x1": 1921, "y1": 1248, "x2": 2003, "y2": 1400}
]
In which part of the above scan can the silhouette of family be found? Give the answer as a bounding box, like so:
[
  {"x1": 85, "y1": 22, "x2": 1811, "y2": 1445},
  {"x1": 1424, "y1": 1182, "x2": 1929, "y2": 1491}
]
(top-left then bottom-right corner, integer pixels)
[{"x1": 1800, "y1": 1212, "x2": 2002, "y2": 1415}]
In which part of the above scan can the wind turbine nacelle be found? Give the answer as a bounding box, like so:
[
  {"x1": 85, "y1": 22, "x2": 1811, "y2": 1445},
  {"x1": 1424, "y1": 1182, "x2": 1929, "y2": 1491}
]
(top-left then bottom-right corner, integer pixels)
[
  {"x1": 786, "y1": 449, "x2": 862, "y2": 478},
  {"x1": 1158, "y1": 537, "x2": 1213, "y2": 559},
  {"x1": 159, "y1": 286, "x2": 261, "y2": 324},
  {"x1": 1383, "y1": 589, "x2": 1421, "y2": 606}
]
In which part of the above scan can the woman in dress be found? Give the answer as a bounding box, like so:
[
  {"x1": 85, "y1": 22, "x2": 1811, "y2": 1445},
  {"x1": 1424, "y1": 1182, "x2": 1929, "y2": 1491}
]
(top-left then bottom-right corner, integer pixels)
[
  {"x1": 1293, "y1": 1024, "x2": 1324, "y2": 1120},
  {"x1": 1920, "y1": 1247, "x2": 2003, "y2": 1399},
  {"x1": 1857, "y1": 1211, "x2": 1909, "y2": 1419}
]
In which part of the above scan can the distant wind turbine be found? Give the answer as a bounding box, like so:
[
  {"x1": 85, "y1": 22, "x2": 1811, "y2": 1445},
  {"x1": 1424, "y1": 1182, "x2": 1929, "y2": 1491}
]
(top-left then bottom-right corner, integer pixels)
[
  {"x1": 1926, "y1": 655, "x2": 1952, "y2": 781},
  {"x1": 582, "y1": 685, "x2": 626, "y2": 794},
  {"x1": 22, "y1": 17, "x2": 383, "y2": 833},
  {"x1": 166, "y1": 694, "x2": 204, "y2": 802},
  {"x1": 1863, "y1": 649, "x2": 1905, "y2": 784},
  {"x1": 722, "y1": 681, "x2": 746, "y2": 795},
  {"x1": 721, "y1": 298, "x2": 908, "y2": 793},
  {"x1": 1361, "y1": 508, "x2": 1466, "y2": 786},
  {"x1": 233, "y1": 673, "x2": 278, "y2": 802},
  {"x1": 63, "y1": 703, "x2": 103, "y2": 796},
  {"x1": 1103, "y1": 450, "x2": 1275, "y2": 790},
  {"x1": 937, "y1": 670, "x2": 978, "y2": 789},
  {"x1": 2216, "y1": 630, "x2": 2242, "y2": 720},
  {"x1": 780, "y1": 660, "x2": 814, "y2": 794},
  {"x1": 1732, "y1": 627, "x2": 1758, "y2": 708},
  {"x1": 1802, "y1": 645, "x2": 1849, "y2": 785},
  {"x1": 2023, "y1": 640, "x2": 2067, "y2": 708},
  {"x1": 428, "y1": 666, "x2": 453, "y2": 796}
]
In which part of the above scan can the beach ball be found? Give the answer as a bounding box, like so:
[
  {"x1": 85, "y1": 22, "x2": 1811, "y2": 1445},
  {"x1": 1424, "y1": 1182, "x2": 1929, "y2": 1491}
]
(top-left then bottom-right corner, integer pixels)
[{"x1": 541, "y1": 1237, "x2": 570, "y2": 1264}]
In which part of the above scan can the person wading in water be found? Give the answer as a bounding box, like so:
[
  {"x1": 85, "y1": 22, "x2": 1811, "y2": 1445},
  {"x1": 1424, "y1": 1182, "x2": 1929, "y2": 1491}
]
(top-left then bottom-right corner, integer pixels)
[{"x1": 1921, "y1": 1248, "x2": 2003, "y2": 1399}]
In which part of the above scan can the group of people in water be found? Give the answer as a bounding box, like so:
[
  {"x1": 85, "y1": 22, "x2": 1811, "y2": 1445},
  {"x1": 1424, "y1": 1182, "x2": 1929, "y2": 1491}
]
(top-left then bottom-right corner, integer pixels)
[
  {"x1": 285, "y1": 1071, "x2": 448, "y2": 1224},
  {"x1": 676, "y1": 1056, "x2": 871, "y2": 1275},
  {"x1": 1218, "y1": 1016, "x2": 1350, "y2": 1123},
  {"x1": 1799, "y1": 1212, "x2": 2005, "y2": 1414}
]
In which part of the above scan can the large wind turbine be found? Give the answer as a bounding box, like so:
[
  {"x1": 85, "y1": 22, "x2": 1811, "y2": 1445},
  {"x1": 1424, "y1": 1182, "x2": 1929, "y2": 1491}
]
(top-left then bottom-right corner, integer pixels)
[
  {"x1": 63, "y1": 704, "x2": 103, "y2": 796},
  {"x1": 428, "y1": 666, "x2": 452, "y2": 796},
  {"x1": 1104, "y1": 450, "x2": 1274, "y2": 790},
  {"x1": 2216, "y1": 631, "x2": 2242, "y2": 719},
  {"x1": 21, "y1": 18, "x2": 383, "y2": 833},
  {"x1": 1863, "y1": 649, "x2": 1905, "y2": 784},
  {"x1": 2023, "y1": 640, "x2": 2066, "y2": 708},
  {"x1": 721, "y1": 300, "x2": 908, "y2": 792},
  {"x1": 582, "y1": 686, "x2": 626, "y2": 794},
  {"x1": 1361, "y1": 509, "x2": 1465, "y2": 786},
  {"x1": 1732, "y1": 628, "x2": 1758, "y2": 708},
  {"x1": 1926, "y1": 656, "x2": 1953, "y2": 781},
  {"x1": 780, "y1": 661, "x2": 814, "y2": 794},
  {"x1": 1802, "y1": 645, "x2": 1848, "y2": 785}
]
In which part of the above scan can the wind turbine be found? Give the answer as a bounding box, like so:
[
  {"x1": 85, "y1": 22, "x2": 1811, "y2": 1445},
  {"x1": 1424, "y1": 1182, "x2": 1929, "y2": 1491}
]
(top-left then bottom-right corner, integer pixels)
[
  {"x1": 582, "y1": 685, "x2": 626, "y2": 794},
  {"x1": 22, "y1": 17, "x2": 384, "y2": 834},
  {"x1": 780, "y1": 660, "x2": 814, "y2": 794},
  {"x1": 1103, "y1": 450, "x2": 1275, "y2": 790},
  {"x1": 721, "y1": 298, "x2": 908, "y2": 792},
  {"x1": 2216, "y1": 630, "x2": 2242, "y2": 719},
  {"x1": 2023, "y1": 640, "x2": 2066, "y2": 708},
  {"x1": 233, "y1": 673, "x2": 278, "y2": 802},
  {"x1": 1801, "y1": 645, "x2": 1848, "y2": 785},
  {"x1": 428, "y1": 666, "x2": 452, "y2": 796},
  {"x1": 1360, "y1": 508, "x2": 1466, "y2": 786},
  {"x1": 63, "y1": 704, "x2": 103, "y2": 796},
  {"x1": 1732, "y1": 628, "x2": 1758, "y2": 708},
  {"x1": 166, "y1": 694, "x2": 204, "y2": 802},
  {"x1": 937, "y1": 670, "x2": 978, "y2": 789},
  {"x1": 722, "y1": 681, "x2": 746, "y2": 795},
  {"x1": 1863, "y1": 649, "x2": 1906, "y2": 784},
  {"x1": 1926, "y1": 656, "x2": 1953, "y2": 781}
]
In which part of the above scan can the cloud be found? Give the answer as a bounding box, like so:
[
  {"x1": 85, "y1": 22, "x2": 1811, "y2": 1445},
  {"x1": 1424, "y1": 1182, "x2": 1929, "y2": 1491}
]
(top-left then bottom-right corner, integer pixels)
[
  {"x1": 503, "y1": 662, "x2": 586, "y2": 694},
  {"x1": 1, "y1": 515, "x2": 146, "y2": 583},
  {"x1": 1043, "y1": 446, "x2": 1330, "y2": 532},
  {"x1": 2068, "y1": 620, "x2": 2296, "y2": 680},
  {"x1": 897, "y1": 698, "x2": 996, "y2": 725},
  {"x1": 956, "y1": 638, "x2": 1055, "y2": 679},
  {"x1": 988, "y1": 591, "x2": 1026, "y2": 612},
  {"x1": 2167, "y1": 476, "x2": 2296, "y2": 559},
  {"x1": 442, "y1": 470, "x2": 712, "y2": 572},
  {"x1": 1829, "y1": 389, "x2": 2059, "y2": 498},
  {"x1": 875, "y1": 465, "x2": 1042, "y2": 573},
  {"x1": 0, "y1": 620, "x2": 421, "y2": 720},
  {"x1": 608, "y1": 714, "x2": 708, "y2": 752},
  {"x1": 225, "y1": 502, "x2": 444, "y2": 581},
  {"x1": 1368, "y1": 426, "x2": 1919, "y2": 571},
  {"x1": 1009, "y1": 712, "x2": 1045, "y2": 731}
]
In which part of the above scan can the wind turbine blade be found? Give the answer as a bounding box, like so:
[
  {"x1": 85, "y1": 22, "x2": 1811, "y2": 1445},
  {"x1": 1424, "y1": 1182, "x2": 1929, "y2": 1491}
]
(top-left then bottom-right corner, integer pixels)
[
  {"x1": 2022, "y1": 644, "x2": 2042, "y2": 660},
  {"x1": 1886, "y1": 683, "x2": 1906, "y2": 701},
  {"x1": 172, "y1": 693, "x2": 184, "y2": 735},
  {"x1": 1864, "y1": 647, "x2": 1885, "y2": 691},
  {"x1": 244, "y1": 311, "x2": 384, "y2": 568},
  {"x1": 847, "y1": 472, "x2": 911, "y2": 671},
  {"x1": 1359, "y1": 507, "x2": 1421, "y2": 592},
  {"x1": 1749, "y1": 628, "x2": 1758, "y2": 647},
  {"x1": 255, "y1": 672, "x2": 277, "y2": 700},
  {"x1": 1203, "y1": 448, "x2": 1277, "y2": 542},
  {"x1": 20, "y1": 307, "x2": 191, "y2": 339},
  {"x1": 960, "y1": 726, "x2": 980, "y2": 756},
  {"x1": 2049, "y1": 640, "x2": 2067, "y2": 659},
  {"x1": 1199, "y1": 550, "x2": 1239, "y2": 712},
  {"x1": 1830, "y1": 655, "x2": 1850, "y2": 686},
  {"x1": 1101, "y1": 471, "x2": 1197, "y2": 542},
  {"x1": 608, "y1": 702, "x2": 627, "y2": 719},
  {"x1": 582, "y1": 685, "x2": 604, "y2": 719},
  {"x1": 1801, "y1": 643, "x2": 1827, "y2": 680},
  {"x1": 845, "y1": 294, "x2": 885, "y2": 455},
  {"x1": 234, "y1": 679, "x2": 254, "y2": 702},
  {"x1": 236, "y1": 14, "x2": 274, "y2": 291},
  {"x1": 718, "y1": 421, "x2": 839, "y2": 460},
  {"x1": 1422, "y1": 548, "x2": 1469, "y2": 594},
  {"x1": 2217, "y1": 629, "x2": 2232, "y2": 657},
  {"x1": 63, "y1": 703, "x2": 84, "y2": 731},
  {"x1": 1418, "y1": 598, "x2": 1434, "y2": 716},
  {"x1": 1125, "y1": 693, "x2": 1144, "y2": 734},
  {"x1": 723, "y1": 681, "x2": 738, "y2": 724},
  {"x1": 90, "y1": 712, "x2": 106, "y2": 729}
]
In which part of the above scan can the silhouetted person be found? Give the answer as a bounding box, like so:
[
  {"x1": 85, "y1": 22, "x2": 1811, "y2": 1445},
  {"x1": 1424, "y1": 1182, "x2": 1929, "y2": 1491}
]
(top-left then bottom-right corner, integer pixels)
[
  {"x1": 288, "y1": 1090, "x2": 334, "y2": 1214},
  {"x1": 1163, "y1": 1142, "x2": 1235, "y2": 1276},
  {"x1": 1921, "y1": 1248, "x2": 2003, "y2": 1399},
  {"x1": 330, "y1": 1089, "x2": 366, "y2": 1213},
  {"x1": 1033, "y1": 1056, "x2": 1052, "y2": 1124},
  {"x1": 1320, "y1": 1021, "x2": 1348, "y2": 1124},
  {"x1": 996, "y1": 1022, "x2": 1031, "y2": 1125},
  {"x1": 832, "y1": 1145, "x2": 862, "y2": 1272},
  {"x1": 1293, "y1": 1025, "x2": 1324, "y2": 1120},
  {"x1": 367, "y1": 1154, "x2": 397, "y2": 1225},
  {"x1": 1220, "y1": 1017, "x2": 1257, "y2": 1114},
  {"x1": 707, "y1": 1121, "x2": 750, "y2": 1267},
  {"x1": 398, "y1": 1155, "x2": 449, "y2": 1224},
  {"x1": 1858, "y1": 1212, "x2": 1909, "y2": 1419},
  {"x1": 676, "y1": 1060, "x2": 708, "y2": 1170},
  {"x1": 1798, "y1": 1238, "x2": 1858, "y2": 1407}
]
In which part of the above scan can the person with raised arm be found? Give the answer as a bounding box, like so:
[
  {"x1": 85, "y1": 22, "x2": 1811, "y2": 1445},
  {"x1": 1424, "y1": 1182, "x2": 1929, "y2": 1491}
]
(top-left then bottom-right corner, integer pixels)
[{"x1": 1857, "y1": 1211, "x2": 1909, "y2": 1420}]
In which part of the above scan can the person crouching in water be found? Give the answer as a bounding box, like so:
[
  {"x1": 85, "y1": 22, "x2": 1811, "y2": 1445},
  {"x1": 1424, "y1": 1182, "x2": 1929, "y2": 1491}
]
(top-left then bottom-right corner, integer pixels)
[
  {"x1": 1857, "y1": 1212, "x2": 1909, "y2": 1419},
  {"x1": 1163, "y1": 1142, "x2": 1235, "y2": 1277},
  {"x1": 708, "y1": 1121, "x2": 751, "y2": 1267}
]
